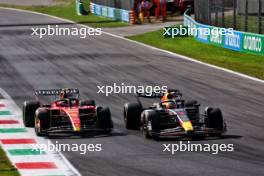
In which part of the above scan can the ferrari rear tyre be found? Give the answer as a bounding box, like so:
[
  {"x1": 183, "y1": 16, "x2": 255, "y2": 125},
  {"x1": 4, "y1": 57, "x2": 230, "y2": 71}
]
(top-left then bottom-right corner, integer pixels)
[
  {"x1": 97, "y1": 107, "x2": 113, "y2": 132},
  {"x1": 124, "y1": 102, "x2": 142, "y2": 130},
  {"x1": 35, "y1": 108, "x2": 49, "y2": 136},
  {"x1": 23, "y1": 101, "x2": 40, "y2": 127},
  {"x1": 80, "y1": 99, "x2": 95, "y2": 106}
]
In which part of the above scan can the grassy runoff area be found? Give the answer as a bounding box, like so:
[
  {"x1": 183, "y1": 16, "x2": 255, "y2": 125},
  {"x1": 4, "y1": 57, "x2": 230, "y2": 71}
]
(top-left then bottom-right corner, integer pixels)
[
  {"x1": 128, "y1": 29, "x2": 264, "y2": 80},
  {"x1": 0, "y1": 147, "x2": 19, "y2": 176},
  {"x1": 0, "y1": 0, "x2": 129, "y2": 28}
]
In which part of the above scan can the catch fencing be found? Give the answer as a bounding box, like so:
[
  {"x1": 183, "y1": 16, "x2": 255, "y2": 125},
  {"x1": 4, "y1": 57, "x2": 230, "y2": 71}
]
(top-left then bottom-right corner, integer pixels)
[
  {"x1": 194, "y1": 0, "x2": 264, "y2": 34},
  {"x1": 90, "y1": 0, "x2": 133, "y2": 11}
]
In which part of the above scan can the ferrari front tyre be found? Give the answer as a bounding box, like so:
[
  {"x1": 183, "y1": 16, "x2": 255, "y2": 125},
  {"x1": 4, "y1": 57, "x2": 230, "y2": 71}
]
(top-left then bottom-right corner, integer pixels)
[
  {"x1": 124, "y1": 102, "x2": 142, "y2": 130},
  {"x1": 23, "y1": 101, "x2": 40, "y2": 127},
  {"x1": 35, "y1": 108, "x2": 50, "y2": 136},
  {"x1": 97, "y1": 107, "x2": 113, "y2": 133}
]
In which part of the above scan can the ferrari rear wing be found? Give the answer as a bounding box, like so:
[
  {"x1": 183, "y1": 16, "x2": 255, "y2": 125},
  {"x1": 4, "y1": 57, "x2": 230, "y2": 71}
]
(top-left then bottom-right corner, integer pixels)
[{"x1": 35, "y1": 89, "x2": 79, "y2": 96}]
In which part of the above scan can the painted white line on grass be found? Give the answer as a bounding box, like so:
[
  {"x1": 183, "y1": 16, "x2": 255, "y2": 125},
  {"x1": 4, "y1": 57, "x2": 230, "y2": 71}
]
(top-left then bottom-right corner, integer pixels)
[{"x1": 0, "y1": 7, "x2": 263, "y2": 84}]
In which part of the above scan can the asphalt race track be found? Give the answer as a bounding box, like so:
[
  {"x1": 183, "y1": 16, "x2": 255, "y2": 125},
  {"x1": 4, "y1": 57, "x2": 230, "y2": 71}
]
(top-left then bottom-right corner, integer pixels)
[{"x1": 0, "y1": 8, "x2": 264, "y2": 176}]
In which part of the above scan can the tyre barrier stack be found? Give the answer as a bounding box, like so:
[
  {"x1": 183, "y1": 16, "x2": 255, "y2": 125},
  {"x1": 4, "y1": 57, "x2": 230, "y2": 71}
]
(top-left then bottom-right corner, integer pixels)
[
  {"x1": 129, "y1": 11, "x2": 135, "y2": 24},
  {"x1": 90, "y1": 3, "x2": 95, "y2": 14}
]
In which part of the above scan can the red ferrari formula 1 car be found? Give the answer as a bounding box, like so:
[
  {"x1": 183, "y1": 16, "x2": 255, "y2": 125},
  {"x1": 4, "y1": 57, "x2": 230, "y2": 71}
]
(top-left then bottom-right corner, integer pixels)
[
  {"x1": 124, "y1": 89, "x2": 226, "y2": 139},
  {"x1": 23, "y1": 88, "x2": 113, "y2": 136}
]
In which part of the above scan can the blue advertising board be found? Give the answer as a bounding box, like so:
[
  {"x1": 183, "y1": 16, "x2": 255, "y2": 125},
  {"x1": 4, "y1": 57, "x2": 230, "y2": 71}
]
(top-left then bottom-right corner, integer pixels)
[
  {"x1": 224, "y1": 31, "x2": 243, "y2": 51},
  {"x1": 121, "y1": 10, "x2": 130, "y2": 22},
  {"x1": 108, "y1": 8, "x2": 115, "y2": 18},
  {"x1": 95, "y1": 5, "x2": 101, "y2": 16},
  {"x1": 196, "y1": 24, "x2": 210, "y2": 43},
  {"x1": 91, "y1": 3, "x2": 130, "y2": 23}
]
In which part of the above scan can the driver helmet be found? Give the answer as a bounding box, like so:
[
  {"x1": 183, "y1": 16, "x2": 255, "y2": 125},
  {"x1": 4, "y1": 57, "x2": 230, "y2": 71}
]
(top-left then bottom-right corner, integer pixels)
[
  {"x1": 161, "y1": 92, "x2": 174, "y2": 102},
  {"x1": 60, "y1": 88, "x2": 69, "y2": 99},
  {"x1": 161, "y1": 93, "x2": 177, "y2": 109}
]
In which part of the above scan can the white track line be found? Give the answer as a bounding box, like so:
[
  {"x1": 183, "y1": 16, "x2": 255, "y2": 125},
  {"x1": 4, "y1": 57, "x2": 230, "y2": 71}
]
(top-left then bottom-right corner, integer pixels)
[{"x1": 0, "y1": 7, "x2": 263, "y2": 84}]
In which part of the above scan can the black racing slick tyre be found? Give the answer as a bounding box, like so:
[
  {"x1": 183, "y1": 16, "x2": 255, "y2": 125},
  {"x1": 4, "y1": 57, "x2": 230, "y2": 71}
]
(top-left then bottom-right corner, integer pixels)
[
  {"x1": 204, "y1": 106, "x2": 213, "y2": 116},
  {"x1": 23, "y1": 101, "x2": 40, "y2": 127},
  {"x1": 80, "y1": 99, "x2": 96, "y2": 106},
  {"x1": 143, "y1": 110, "x2": 160, "y2": 139},
  {"x1": 97, "y1": 107, "x2": 113, "y2": 133},
  {"x1": 124, "y1": 102, "x2": 142, "y2": 130},
  {"x1": 142, "y1": 115, "x2": 151, "y2": 139},
  {"x1": 185, "y1": 100, "x2": 198, "y2": 107},
  {"x1": 207, "y1": 108, "x2": 224, "y2": 136},
  {"x1": 35, "y1": 108, "x2": 50, "y2": 136}
]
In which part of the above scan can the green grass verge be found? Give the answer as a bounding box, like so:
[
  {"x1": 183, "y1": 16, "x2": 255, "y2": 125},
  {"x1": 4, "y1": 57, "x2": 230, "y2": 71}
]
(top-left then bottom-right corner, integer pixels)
[
  {"x1": 0, "y1": 147, "x2": 20, "y2": 176},
  {"x1": 0, "y1": 0, "x2": 129, "y2": 28},
  {"x1": 128, "y1": 29, "x2": 264, "y2": 80}
]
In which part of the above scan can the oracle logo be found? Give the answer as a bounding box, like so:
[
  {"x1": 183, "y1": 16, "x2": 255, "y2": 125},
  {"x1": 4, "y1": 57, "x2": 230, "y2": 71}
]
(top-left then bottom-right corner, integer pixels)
[{"x1": 243, "y1": 36, "x2": 262, "y2": 52}]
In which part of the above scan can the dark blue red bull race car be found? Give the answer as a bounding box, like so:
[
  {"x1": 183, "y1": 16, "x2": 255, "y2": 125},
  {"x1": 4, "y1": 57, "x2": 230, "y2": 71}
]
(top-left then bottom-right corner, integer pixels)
[{"x1": 124, "y1": 89, "x2": 226, "y2": 139}]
